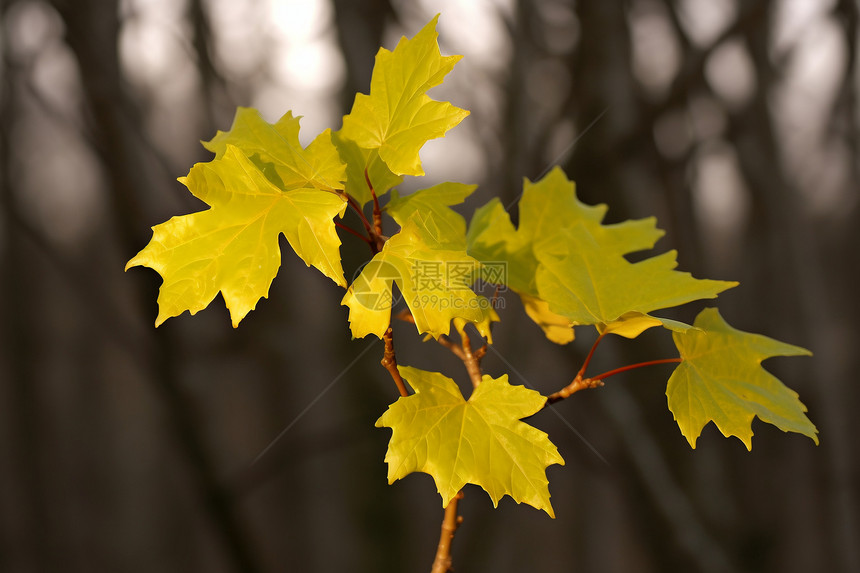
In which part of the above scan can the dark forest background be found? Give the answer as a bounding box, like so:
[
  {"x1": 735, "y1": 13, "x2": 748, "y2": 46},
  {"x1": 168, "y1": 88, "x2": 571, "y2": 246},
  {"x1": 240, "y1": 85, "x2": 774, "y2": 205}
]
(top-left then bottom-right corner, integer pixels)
[{"x1": 1, "y1": 0, "x2": 858, "y2": 572}]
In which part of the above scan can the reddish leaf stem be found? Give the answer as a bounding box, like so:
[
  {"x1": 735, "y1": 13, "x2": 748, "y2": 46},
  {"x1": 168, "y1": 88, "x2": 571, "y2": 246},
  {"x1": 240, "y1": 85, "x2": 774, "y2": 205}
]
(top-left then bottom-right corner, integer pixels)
[
  {"x1": 589, "y1": 358, "x2": 683, "y2": 382},
  {"x1": 343, "y1": 193, "x2": 374, "y2": 238},
  {"x1": 334, "y1": 220, "x2": 372, "y2": 244},
  {"x1": 366, "y1": 168, "x2": 384, "y2": 239},
  {"x1": 547, "y1": 357, "x2": 682, "y2": 405},
  {"x1": 430, "y1": 491, "x2": 464, "y2": 573},
  {"x1": 577, "y1": 331, "x2": 606, "y2": 379}
]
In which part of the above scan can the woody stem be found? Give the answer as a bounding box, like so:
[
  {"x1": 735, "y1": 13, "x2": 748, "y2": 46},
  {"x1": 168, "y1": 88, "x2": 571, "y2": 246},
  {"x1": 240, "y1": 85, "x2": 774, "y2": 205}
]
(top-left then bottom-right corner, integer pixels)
[{"x1": 381, "y1": 326, "x2": 409, "y2": 398}]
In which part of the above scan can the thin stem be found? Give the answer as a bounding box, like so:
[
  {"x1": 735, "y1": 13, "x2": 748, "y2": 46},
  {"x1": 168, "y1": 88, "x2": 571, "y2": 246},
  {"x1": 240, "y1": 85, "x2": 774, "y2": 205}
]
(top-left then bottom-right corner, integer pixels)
[
  {"x1": 394, "y1": 308, "x2": 416, "y2": 325},
  {"x1": 382, "y1": 326, "x2": 409, "y2": 397},
  {"x1": 430, "y1": 491, "x2": 464, "y2": 573},
  {"x1": 334, "y1": 220, "x2": 372, "y2": 244},
  {"x1": 546, "y1": 357, "x2": 682, "y2": 405},
  {"x1": 590, "y1": 358, "x2": 682, "y2": 382},
  {"x1": 459, "y1": 329, "x2": 484, "y2": 389},
  {"x1": 577, "y1": 331, "x2": 607, "y2": 379},
  {"x1": 437, "y1": 334, "x2": 466, "y2": 360},
  {"x1": 343, "y1": 192, "x2": 374, "y2": 238},
  {"x1": 366, "y1": 168, "x2": 384, "y2": 238},
  {"x1": 546, "y1": 376, "x2": 605, "y2": 404},
  {"x1": 545, "y1": 332, "x2": 606, "y2": 404}
]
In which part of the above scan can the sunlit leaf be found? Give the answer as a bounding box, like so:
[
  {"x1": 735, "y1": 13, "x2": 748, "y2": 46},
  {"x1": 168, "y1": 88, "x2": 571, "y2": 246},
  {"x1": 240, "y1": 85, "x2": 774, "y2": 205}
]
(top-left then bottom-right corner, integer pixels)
[
  {"x1": 342, "y1": 214, "x2": 485, "y2": 339},
  {"x1": 204, "y1": 107, "x2": 345, "y2": 192},
  {"x1": 331, "y1": 131, "x2": 402, "y2": 207},
  {"x1": 376, "y1": 366, "x2": 564, "y2": 516},
  {"x1": 536, "y1": 230, "x2": 735, "y2": 336},
  {"x1": 667, "y1": 308, "x2": 818, "y2": 449},
  {"x1": 339, "y1": 15, "x2": 469, "y2": 176},
  {"x1": 466, "y1": 167, "x2": 720, "y2": 340},
  {"x1": 386, "y1": 182, "x2": 476, "y2": 248},
  {"x1": 127, "y1": 145, "x2": 347, "y2": 326}
]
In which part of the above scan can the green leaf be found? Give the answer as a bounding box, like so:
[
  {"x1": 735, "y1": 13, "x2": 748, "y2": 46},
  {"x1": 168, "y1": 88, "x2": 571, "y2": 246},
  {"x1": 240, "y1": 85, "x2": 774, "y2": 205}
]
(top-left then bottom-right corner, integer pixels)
[
  {"x1": 535, "y1": 230, "x2": 736, "y2": 337},
  {"x1": 127, "y1": 145, "x2": 347, "y2": 327},
  {"x1": 339, "y1": 15, "x2": 469, "y2": 176},
  {"x1": 385, "y1": 182, "x2": 476, "y2": 248},
  {"x1": 667, "y1": 308, "x2": 818, "y2": 449},
  {"x1": 204, "y1": 107, "x2": 346, "y2": 192},
  {"x1": 341, "y1": 215, "x2": 485, "y2": 339},
  {"x1": 467, "y1": 197, "x2": 535, "y2": 293},
  {"x1": 376, "y1": 366, "x2": 564, "y2": 517},
  {"x1": 331, "y1": 131, "x2": 402, "y2": 207},
  {"x1": 466, "y1": 167, "x2": 708, "y2": 340}
]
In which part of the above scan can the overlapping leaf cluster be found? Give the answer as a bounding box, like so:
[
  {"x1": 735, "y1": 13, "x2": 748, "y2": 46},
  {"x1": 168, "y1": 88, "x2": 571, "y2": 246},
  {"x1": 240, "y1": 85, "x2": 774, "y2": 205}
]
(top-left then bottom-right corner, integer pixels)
[{"x1": 126, "y1": 16, "x2": 817, "y2": 519}]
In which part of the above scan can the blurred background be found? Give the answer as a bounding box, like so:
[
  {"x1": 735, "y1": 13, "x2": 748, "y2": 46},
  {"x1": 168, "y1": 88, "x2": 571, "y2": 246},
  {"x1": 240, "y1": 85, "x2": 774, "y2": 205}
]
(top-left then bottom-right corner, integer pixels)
[{"x1": 1, "y1": 0, "x2": 857, "y2": 571}]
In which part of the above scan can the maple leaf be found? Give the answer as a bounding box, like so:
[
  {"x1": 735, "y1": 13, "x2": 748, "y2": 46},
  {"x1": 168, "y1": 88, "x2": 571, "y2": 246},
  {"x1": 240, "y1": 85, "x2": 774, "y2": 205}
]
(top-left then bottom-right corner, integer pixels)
[
  {"x1": 126, "y1": 145, "x2": 347, "y2": 327},
  {"x1": 339, "y1": 15, "x2": 469, "y2": 177},
  {"x1": 204, "y1": 107, "x2": 346, "y2": 192},
  {"x1": 384, "y1": 182, "x2": 504, "y2": 339},
  {"x1": 535, "y1": 227, "x2": 736, "y2": 336},
  {"x1": 667, "y1": 308, "x2": 818, "y2": 449},
  {"x1": 341, "y1": 214, "x2": 485, "y2": 339},
  {"x1": 376, "y1": 366, "x2": 564, "y2": 517},
  {"x1": 467, "y1": 197, "x2": 539, "y2": 294},
  {"x1": 467, "y1": 196, "x2": 576, "y2": 343},
  {"x1": 467, "y1": 167, "x2": 698, "y2": 341},
  {"x1": 331, "y1": 131, "x2": 402, "y2": 207},
  {"x1": 385, "y1": 182, "x2": 476, "y2": 248}
]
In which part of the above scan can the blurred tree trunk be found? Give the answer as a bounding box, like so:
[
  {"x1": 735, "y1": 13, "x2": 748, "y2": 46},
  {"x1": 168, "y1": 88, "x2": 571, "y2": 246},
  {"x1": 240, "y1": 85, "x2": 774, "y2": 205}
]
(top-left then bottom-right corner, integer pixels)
[
  {"x1": 44, "y1": 1, "x2": 266, "y2": 571},
  {"x1": 331, "y1": 0, "x2": 395, "y2": 116}
]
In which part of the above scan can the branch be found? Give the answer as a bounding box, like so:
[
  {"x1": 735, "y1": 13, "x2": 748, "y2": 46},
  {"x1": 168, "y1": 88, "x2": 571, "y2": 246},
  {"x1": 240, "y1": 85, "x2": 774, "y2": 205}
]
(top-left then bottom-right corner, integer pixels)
[
  {"x1": 430, "y1": 491, "x2": 464, "y2": 573},
  {"x1": 546, "y1": 332, "x2": 606, "y2": 403},
  {"x1": 547, "y1": 354, "x2": 681, "y2": 405},
  {"x1": 545, "y1": 375, "x2": 605, "y2": 404},
  {"x1": 365, "y1": 168, "x2": 388, "y2": 253},
  {"x1": 382, "y1": 326, "x2": 409, "y2": 397},
  {"x1": 366, "y1": 168, "x2": 383, "y2": 236},
  {"x1": 396, "y1": 307, "x2": 484, "y2": 388},
  {"x1": 436, "y1": 334, "x2": 466, "y2": 360},
  {"x1": 458, "y1": 329, "x2": 484, "y2": 389}
]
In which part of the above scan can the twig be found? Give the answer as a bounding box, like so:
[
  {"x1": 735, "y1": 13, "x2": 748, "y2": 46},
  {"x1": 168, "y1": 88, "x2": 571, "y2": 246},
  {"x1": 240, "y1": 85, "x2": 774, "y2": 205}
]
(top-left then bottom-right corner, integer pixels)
[
  {"x1": 382, "y1": 326, "x2": 409, "y2": 397},
  {"x1": 430, "y1": 491, "x2": 464, "y2": 573},
  {"x1": 458, "y1": 329, "x2": 484, "y2": 389},
  {"x1": 547, "y1": 357, "x2": 682, "y2": 405},
  {"x1": 364, "y1": 168, "x2": 389, "y2": 254},
  {"x1": 394, "y1": 308, "x2": 416, "y2": 325},
  {"x1": 545, "y1": 332, "x2": 606, "y2": 403},
  {"x1": 545, "y1": 376, "x2": 605, "y2": 404},
  {"x1": 436, "y1": 334, "x2": 466, "y2": 360},
  {"x1": 366, "y1": 168, "x2": 384, "y2": 237}
]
